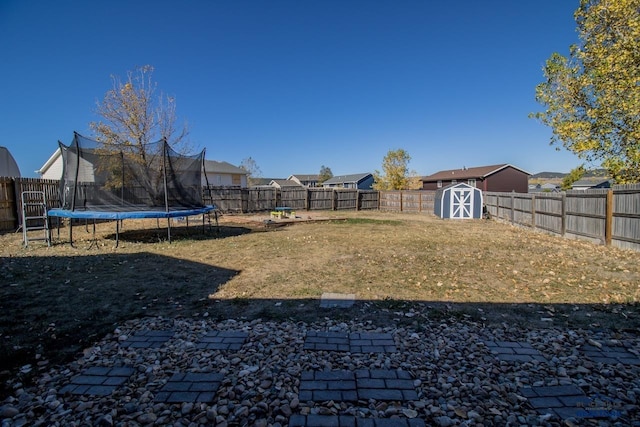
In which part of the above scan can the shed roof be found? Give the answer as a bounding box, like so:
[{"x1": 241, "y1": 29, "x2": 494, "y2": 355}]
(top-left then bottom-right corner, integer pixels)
[{"x1": 422, "y1": 164, "x2": 530, "y2": 181}]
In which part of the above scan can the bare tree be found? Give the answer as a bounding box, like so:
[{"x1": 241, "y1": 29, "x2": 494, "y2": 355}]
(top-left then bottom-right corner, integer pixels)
[
  {"x1": 88, "y1": 65, "x2": 191, "y2": 201},
  {"x1": 240, "y1": 157, "x2": 263, "y2": 186},
  {"x1": 90, "y1": 65, "x2": 190, "y2": 160}
]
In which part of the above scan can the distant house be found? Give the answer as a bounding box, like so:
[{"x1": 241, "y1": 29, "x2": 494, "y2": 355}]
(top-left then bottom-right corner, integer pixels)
[
  {"x1": 289, "y1": 174, "x2": 320, "y2": 187},
  {"x1": 322, "y1": 173, "x2": 374, "y2": 190},
  {"x1": 37, "y1": 147, "x2": 64, "y2": 179},
  {"x1": 203, "y1": 160, "x2": 248, "y2": 188},
  {"x1": 529, "y1": 183, "x2": 560, "y2": 193},
  {"x1": 37, "y1": 146, "x2": 96, "y2": 181},
  {"x1": 38, "y1": 147, "x2": 247, "y2": 188},
  {"x1": 269, "y1": 179, "x2": 303, "y2": 189},
  {"x1": 249, "y1": 178, "x2": 277, "y2": 187},
  {"x1": 571, "y1": 179, "x2": 612, "y2": 191},
  {"x1": 421, "y1": 164, "x2": 530, "y2": 193}
]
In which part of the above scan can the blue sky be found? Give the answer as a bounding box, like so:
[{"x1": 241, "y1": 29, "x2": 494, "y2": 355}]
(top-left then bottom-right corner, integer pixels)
[{"x1": 1, "y1": 0, "x2": 584, "y2": 178}]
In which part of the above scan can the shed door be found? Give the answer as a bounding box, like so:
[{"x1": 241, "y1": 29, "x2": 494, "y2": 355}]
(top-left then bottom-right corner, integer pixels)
[{"x1": 450, "y1": 187, "x2": 473, "y2": 219}]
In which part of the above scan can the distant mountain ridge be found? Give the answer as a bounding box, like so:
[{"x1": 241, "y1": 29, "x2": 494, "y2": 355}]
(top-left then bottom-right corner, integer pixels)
[{"x1": 531, "y1": 169, "x2": 609, "y2": 179}]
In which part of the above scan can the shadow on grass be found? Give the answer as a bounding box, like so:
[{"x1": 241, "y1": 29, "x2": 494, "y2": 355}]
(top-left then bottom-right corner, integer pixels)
[
  {"x1": 106, "y1": 224, "x2": 254, "y2": 244},
  {"x1": 1, "y1": 248, "x2": 639, "y2": 399},
  {"x1": 0, "y1": 252, "x2": 240, "y2": 398},
  {"x1": 49, "y1": 221, "x2": 255, "y2": 245}
]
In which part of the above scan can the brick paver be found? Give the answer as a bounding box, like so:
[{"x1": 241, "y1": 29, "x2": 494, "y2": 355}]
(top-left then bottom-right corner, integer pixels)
[
  {"x1": 196, "y1": 330, "x2": 248, "y2": 350},
  {"x1": 299, "y1": 369, "x2": 417, "y2": 402},
  {"x1": 304, "y1": 331, "x2": 397, "y2": 353},
  {"x1": 289, "y1": 415, "x2": 425, "y2": 427},
  {"x1": 154, "y1": 372, "x2": 224, "y2": 403},
  {"x1": 483, "y1": 340, "x2": 547, "y2": 363},
  {"x1": 579, "y1": 344, "x2": 640, "y2": 365},
  {"x1": 320, "y1": 293, "x2": 356, "y2": 308},
  {"x1": 60, "y1": 366, "x2": 135, "y2": 396},
  {"x1": 521, "y1": 385, "x2": 591, "y2": 420},
  {"x1": 119, "y1": 330, "x2": 174, "y2": 349}
]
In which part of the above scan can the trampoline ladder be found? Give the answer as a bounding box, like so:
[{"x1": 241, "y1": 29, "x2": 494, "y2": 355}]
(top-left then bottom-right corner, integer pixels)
[{"x1": 21, "y1": 191, "x2": 50, "y2": 247}]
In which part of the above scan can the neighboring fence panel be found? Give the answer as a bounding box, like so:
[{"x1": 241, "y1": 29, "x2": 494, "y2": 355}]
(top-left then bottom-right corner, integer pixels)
[
  {"x1": 205, "y1": 187, "x2": 246, "y2": 212},
  {"x1": 280, "y1": 188, "x2": 308, "y2": 210},
  {"x1": 513, "y1": 194, "x2": 533, "y2": 226},
  {"x1": 359, "y1": 190, "x2": 379, "y2": 210},
  {"x1": 565, "y1": 190, "x2": 608, "y2": 243},
  {"x1": 0, "y1": 177, "x2": 16, "y2": 231},
  {"x1": 14, "y1": 178, "x2": 61, "y2": 229},
  {"x1": 247, "y1": 187, "x2": 277, "y2": 212},
  {"x1": 534, "y1": 193, "x2": 564, "y2": 235},
  {"x1": 484, "y1": 184, "x2": 640, "y2": 251},
  {"x1": 308, "y1": 188, "x2": 335, "y2": 210},
  {"x1": 335, "y1": 189, "x2": 358, "y2": 210},
  {"x1": 378, "y1": 191, "x2": 435, "y2": 213},
  {"x1": 612, "y1": 184, "x2": 640, "y2": 251},
  {"x1": 379, "y1": 191, "x2": 401, "y2": 211}
]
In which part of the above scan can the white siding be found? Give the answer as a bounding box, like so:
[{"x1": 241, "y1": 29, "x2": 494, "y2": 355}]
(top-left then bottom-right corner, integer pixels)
[{"x1": 41, "y1": 156, "x2": 63, "y2": 180}]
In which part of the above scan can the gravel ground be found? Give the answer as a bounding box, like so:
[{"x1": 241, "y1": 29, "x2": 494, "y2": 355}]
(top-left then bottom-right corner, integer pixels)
[{"x1": 1, "y1": 311, "x2": 639, "y2": 427}]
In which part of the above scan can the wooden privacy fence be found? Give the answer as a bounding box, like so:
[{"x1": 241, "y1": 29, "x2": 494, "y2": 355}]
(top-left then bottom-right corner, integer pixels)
[
  {"x1": 0, "y1": 180, "x2": 382, "y2": 231},
  {"x1": 203, "y1": 186, "x2": 379, "y2": 213},
  {"x1": 484, "y1": 184, "x2": 640, "y2": 251},
  {"x1": 379, "y1": 191, "x2": 436, "y2": 213},
  {"x1": 2, "y1": 177, "x2": 639, "y2": 253},
  {"x1": 0, "y1": 177, "x2": 60, "y2": 231}
]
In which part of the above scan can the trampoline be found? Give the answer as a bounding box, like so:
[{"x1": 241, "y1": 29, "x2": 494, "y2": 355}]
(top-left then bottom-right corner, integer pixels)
[
  {"x1": 48, "y1": 206, "x2": 216, "y2": 247},
  {"x1": 48, "y1": 132, "x2": 216, "y2": 247}
]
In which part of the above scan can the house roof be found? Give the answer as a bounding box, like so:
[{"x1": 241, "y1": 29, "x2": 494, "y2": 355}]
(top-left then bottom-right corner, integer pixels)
[
  {"x1": 572, "y1": 179, "x2": 612, "y2": 188},
  {"x1": 422, "y1": 164, "x2": 531, "y2": 182},
  {"x1": 323, "y1": 173, "x2": 372, "y2": 185},
  {"x1": 203, "y1": 160, "x2": 247, "y2": 175},
  {"x1": 288, "y1": 174, "x2": 319, "y2": 181},
  {"x1": 270, "y1": 179, "x2": 303, "y2": 187},
  {"x1": 250, "y1": 178, "x2": 277, "y2": 186}
]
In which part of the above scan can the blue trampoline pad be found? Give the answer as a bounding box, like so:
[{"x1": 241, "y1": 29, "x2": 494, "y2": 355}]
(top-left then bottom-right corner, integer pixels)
[{"x1": 48, "y1": 206, "x2": 215, "y2": 220}]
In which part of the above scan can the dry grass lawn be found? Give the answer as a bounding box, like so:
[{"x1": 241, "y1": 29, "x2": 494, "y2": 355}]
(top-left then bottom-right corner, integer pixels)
[{"x1": 1, "y1": 210, "x2": 638, "y2": 396}]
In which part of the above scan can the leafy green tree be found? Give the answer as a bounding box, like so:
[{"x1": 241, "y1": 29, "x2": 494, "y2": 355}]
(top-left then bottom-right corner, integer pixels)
[
  {"x1": 240, "y1": 157, "x2": 262, "y2": 186},
  {"x1": 373, "y1": 149, "x2": 422, "y2": 190},
  {"x1": 318, "y1": 165, "x2": 333, "y2": 184},
  {"x1": 561, "y1": 164, "x2": 586, "y2": 190},
  {"x1": 531, "y1": 0, "x2": 640, "y2": 183}
]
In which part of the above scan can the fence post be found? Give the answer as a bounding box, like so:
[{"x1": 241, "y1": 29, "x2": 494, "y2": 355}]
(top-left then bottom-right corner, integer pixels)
[
  {"x1": 419, "y1": 191, "x2": 422, "y2": 213},
  {"x1": 510, "y1": 192, "x2": 515, "y2": 223},
  {"x1": 400, "y1": 191, "x2": 403, "y2": 212},
  {"x1": 531, "y1": 194, "x2": 536, "y2": 229},
  {"x1": 561, "y1": 192, "x2": 567, "y2": 236},
  {"x1": 332, "y1": 189, "x2": 337, "y2": 211},
  {"x1": 356, "y1": 190, "x2": 361, "y2": 211},
  {"x1": 605, "y1": 189, "x2": 613, "y2": 246}
]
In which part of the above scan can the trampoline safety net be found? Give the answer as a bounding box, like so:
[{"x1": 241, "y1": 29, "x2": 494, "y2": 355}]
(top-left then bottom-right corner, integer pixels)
[{"x1": 59, "y1": 132, "x2": 207, "y2": 212}]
